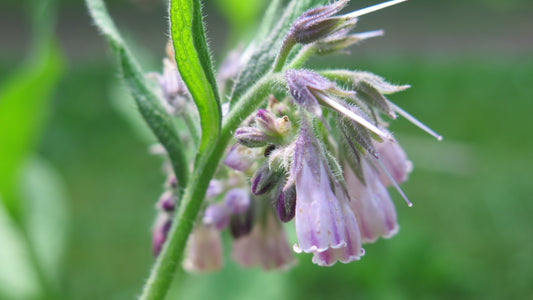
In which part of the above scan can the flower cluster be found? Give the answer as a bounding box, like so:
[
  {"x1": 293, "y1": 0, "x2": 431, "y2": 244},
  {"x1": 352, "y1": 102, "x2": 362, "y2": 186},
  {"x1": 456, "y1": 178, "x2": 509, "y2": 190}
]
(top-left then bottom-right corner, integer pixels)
[{"x1": 149, "y1": 0, "x2": 440, "y2": 271}]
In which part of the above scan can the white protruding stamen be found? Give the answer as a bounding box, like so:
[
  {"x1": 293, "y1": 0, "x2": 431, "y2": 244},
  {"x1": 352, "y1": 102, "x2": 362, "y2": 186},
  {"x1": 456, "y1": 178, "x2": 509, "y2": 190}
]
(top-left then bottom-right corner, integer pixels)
[
  {"x1": 352, "y1": 29, "x2": 385, "y2": 40},
  {"x1": 315, "y1": 92, "x2": 391, "y2": 140},
  {"x1": 374, "y1": 158, "x2": 413, "y2": 207},
  {"x1": 389, "y1": 101, "x2": 443, "y2": 141},
  {"x1": 344, "y1": 0, "x2": 408, "y2": 19}
]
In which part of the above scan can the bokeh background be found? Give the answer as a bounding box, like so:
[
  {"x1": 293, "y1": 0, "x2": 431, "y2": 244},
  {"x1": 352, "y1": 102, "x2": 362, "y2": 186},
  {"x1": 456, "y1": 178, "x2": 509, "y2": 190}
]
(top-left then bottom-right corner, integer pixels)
[{"x1": 1, "y1": 0, "x2": 532, "y2": 299}]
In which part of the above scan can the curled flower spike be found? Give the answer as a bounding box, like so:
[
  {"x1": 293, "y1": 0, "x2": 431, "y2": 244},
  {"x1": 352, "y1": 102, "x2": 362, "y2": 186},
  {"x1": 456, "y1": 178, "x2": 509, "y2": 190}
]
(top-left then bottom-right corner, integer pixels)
[{"x1": 285, "y1": 69, "x2": 391, "y2": 140}]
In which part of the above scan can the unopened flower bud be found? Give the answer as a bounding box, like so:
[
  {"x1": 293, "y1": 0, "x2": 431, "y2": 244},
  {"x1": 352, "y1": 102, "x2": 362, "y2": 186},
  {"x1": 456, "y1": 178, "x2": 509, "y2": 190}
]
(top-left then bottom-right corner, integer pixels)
[
  {"x1": 290, "y1": 0, "x2": 353, "y2": 45},
  {"x1": 275, "y1": 184, "x2": 296, "y2": 223},
  {"x1": 251, "y1": 163, "x2": 283, "y2": 196},
  {"x1": 235, "y1": 127, "x2": 268, "y2": 148},
  {"x1": 224, "y1": 144, "x2": 255, "y2": 172},
  {"x1": 230, "y1": 204, "x2": 254, "y2": 239},
  {"x1": 224, "y1": 189, "x2": 250, "y2": 214},
  {"x1": 255, "y1": 109, "x2": 277, "y2": 134},
  {"x1": 206, "y1": 179, "x2": 223, "y2": 197},
  {"x1": 203, "y1": 204, "x2": 230, "y2": 230},
  {"x1": 152, "y1": 213, "x2": 172, "y2": 257},
  {"x1": 165, "y1": 174, "x2": 177, "y2": 189},
  {"x1": 157, "y1": 191, "x2": 176, "y2": 212}
]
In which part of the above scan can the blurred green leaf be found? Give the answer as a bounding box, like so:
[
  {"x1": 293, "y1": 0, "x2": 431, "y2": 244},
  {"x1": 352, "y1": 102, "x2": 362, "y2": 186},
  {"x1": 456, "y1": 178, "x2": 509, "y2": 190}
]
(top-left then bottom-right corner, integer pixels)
[
  {"x1": 20, "y1": 157, "x2": 69, "y2": 290},
  {"x1": 0, "y1": 196, "x2": 40, "y2": 300},
  {"x1": 214, "y1": 0, "x2": 265, "y2": 29},
  {"x1": 0, "y1": 40, "x2": 64, "y2": 218},
  {"x1": 86, "y1": 0, "x2": 189, "y2": 191},
  {"x1": 169, "y1": 0, "x2": 222, "y2": 158}
]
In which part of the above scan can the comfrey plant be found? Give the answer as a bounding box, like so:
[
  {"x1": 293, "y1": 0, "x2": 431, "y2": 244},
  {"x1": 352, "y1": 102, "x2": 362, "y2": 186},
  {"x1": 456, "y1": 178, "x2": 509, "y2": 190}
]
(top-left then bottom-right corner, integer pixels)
[{"x1": 86, "y1": 0, "x2": 441, "y2": 298}]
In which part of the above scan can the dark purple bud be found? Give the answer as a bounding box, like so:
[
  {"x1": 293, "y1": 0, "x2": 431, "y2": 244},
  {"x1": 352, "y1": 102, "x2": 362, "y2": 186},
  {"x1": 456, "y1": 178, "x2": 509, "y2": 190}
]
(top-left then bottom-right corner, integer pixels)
[
  {"x1": 235, "y1": 127, "x2": 268, "y2": 148},
  {"x1": 203, "y1": 204, "x2": 230, "y2": 230},
  {"x1": 276, "y1": 184, "x2": 296, "y2": 223},
  {"x1": 229, "y1": 204, "x2": 254, "y2": 239},
  {"x1": 251, "y1": 163, "x2": 283, "y2": 196},
  {"x1": 152, "y1": 214, "x2": 172, "y2": 257},
  {"x1": 157, "y1": 191, "x2": 176, "y2": 212}
]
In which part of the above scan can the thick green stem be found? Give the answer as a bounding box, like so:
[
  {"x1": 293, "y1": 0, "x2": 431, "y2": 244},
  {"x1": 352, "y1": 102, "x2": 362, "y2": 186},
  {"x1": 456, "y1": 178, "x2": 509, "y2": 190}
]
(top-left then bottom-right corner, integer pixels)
[{"x1": 139, "y1": 75, "x2": 275, "y2": 300}]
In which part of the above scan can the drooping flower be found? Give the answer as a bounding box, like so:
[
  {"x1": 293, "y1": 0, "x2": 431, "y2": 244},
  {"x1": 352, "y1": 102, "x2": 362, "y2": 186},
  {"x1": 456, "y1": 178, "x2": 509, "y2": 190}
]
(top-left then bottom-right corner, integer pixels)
[
  {"x1": 290, "y1": 122, "x2": 363, "y2": 266},
  {"x1": 232, "y1": 209, "x2": 296, "y2": 270},
  {"x1": 183, "y1": 225, "x2": 224, "y2": 273},
  {"x1": 344, "y1": 159, "x2": 399, "y2": 243}
]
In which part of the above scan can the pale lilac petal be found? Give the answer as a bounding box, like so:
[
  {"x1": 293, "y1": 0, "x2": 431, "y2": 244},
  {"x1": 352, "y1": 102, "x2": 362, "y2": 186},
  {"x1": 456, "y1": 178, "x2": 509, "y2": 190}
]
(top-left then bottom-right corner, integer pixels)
[
  {"x1": 294, "y1": 160, "x2": 347, "y2": 252},
  {"x1": 232, "y1": 212, "x2": 296, "y2": 270},
  {"x1": 183, "y1": 226, "x2": 223, "y2": 273}
]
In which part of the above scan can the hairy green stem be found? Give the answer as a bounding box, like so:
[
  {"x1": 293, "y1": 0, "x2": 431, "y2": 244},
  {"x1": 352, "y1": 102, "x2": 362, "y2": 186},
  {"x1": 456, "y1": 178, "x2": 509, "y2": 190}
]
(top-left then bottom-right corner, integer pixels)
[
  {"x1": 272, "y1": 37, "x2": 296, "y2": 72},
  {"x1": 139, "y1": 75, "x2": 276, "y2": 300},
  {"x1": 287, "y1": 44, "x2": 316, "y2": 69}
]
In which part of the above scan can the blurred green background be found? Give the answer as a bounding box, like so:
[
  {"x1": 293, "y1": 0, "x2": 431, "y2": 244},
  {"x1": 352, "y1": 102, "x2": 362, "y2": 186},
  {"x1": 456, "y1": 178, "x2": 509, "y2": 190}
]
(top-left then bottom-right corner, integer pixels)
[{"x1": 1, "y1": 0, "x2": 532, "y2": 299}]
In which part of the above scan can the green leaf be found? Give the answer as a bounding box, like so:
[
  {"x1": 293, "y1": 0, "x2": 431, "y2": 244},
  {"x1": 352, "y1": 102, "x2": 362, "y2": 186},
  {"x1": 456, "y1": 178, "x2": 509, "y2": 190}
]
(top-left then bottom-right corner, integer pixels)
[
  {"x1": 169, "y1": 0, "x2": 222, "y2": 158},
  {"x1": 0, "y1": 197, "x2": 40, "y2": 300},
  {"x1": 229, "y1": 0, "x2": 328, "y2": 106},
  {"x1": 0, "y1": 40, "x2": 63, "y2": 219},
  {"x1": 86, "y1": 0, "x2": 189, "y2": 191},
  {"x1": 20, "y1": 157, "x2": 69, "y2": 290}
]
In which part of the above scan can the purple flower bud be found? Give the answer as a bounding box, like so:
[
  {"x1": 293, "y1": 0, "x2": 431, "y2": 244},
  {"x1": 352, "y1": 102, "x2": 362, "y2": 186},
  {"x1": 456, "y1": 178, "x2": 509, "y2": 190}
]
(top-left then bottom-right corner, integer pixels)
[
  {"x1": 223, "y1": 144, "x2": 255, "y2": 172},
  {"x1": 251, "y1": 163, "x2": 282, "y2": 196},
  {"x1": 203, "y1": 204, "x2": 230, "y2": 230},
  {"x1": 315, "y1": 29, "x2": 383, "y2": 55},
  {"x1": 232, "y1": 211, "x2": 296, "y2": 270},
  {"x1": 157, "y1": 191, "x2": 176, "y2": 212},
  {"x1": 183, "y1": 226, "x2": 223, "y2": 273},
  {"x1": 344, "y1": 160, "x2": 399, "y2": 243},
  {"x1": 165, "y1": 173, "x2": 177, "y2": 189},
  {"x1": 289, "y1": 0, "x2": 353, "y2": 44},
  {"x1": 275, "y1": 184, "x2": 296, "y2": 223},
  {"x1": 152, "y1": 213, "x2": 172, "y2": 257},
  {"x1": 206, "y1": 179, "x2": 223, "y2": 197},
  {"x1": 224, "y1": 189, "x2": 250, "y2": 214},
  {"x1": 235, "y1": 127, "x2": 268, "y2": 148},
  {"x1": 255, "y1": 109, "x2": 278, "y2": 134}
]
